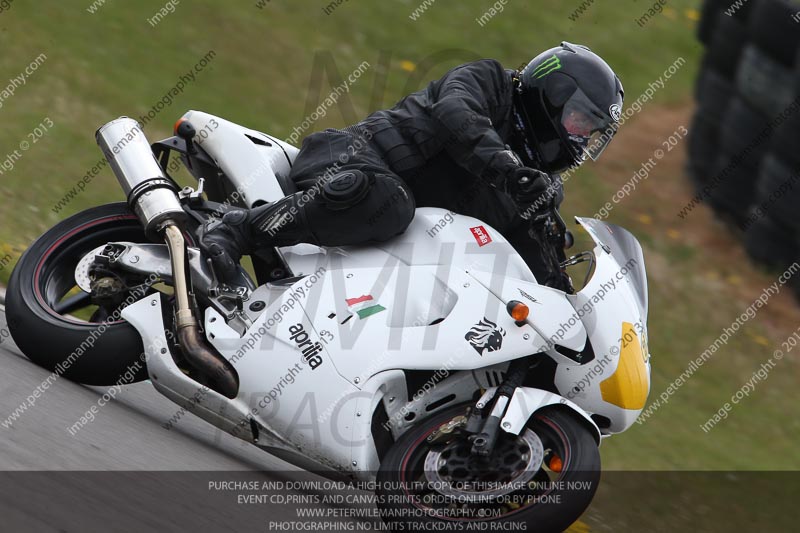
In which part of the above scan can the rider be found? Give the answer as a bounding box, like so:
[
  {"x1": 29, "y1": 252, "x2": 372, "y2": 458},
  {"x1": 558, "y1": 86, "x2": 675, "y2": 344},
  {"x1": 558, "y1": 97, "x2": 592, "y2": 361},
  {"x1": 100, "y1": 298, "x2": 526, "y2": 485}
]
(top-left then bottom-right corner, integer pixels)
[{"x1": 199, "y1": 42, "x2": 624, "y2": 291}]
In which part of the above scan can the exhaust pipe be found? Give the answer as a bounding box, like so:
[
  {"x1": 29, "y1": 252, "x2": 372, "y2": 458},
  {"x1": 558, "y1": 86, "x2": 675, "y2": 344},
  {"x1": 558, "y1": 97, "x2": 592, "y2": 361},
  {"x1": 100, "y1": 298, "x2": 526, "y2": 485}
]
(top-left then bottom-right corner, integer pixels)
[
  {"x1": 96, "y1": 117, "x2": 186, "y2": 240},
  {"x1": 97, "y1": 117, "x2": 238, "y2": 399},
  {"x1": 163, "y1": 224, "x2": 239, "y2": 399}
]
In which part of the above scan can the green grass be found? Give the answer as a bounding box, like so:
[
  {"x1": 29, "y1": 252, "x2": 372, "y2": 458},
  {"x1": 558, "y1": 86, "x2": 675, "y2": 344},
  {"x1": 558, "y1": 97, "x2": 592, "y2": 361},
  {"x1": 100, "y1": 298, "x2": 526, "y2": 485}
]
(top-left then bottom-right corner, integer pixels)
[
  {"x1": 0, "y1": 0, "x2": 702, "y2": 271},
  {"x1": 6, "y1": 0, "x2": 799, "y2": 474}
]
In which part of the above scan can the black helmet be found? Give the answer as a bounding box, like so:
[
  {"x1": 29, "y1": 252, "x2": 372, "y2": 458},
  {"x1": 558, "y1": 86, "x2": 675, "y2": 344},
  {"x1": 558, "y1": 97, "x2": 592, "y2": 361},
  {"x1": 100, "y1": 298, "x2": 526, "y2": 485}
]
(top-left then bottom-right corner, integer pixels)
[{"x1": 514, "y1": 42, "x2": 624, "y2": 174}]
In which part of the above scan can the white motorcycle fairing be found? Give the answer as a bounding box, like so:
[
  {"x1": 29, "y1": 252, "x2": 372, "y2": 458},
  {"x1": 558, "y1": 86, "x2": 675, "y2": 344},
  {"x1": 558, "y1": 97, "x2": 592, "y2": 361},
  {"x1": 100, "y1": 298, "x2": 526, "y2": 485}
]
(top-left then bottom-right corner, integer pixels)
[
  {"x1": 558, "y1": 217, "x2": 651, "y2": 434},
  {"x1": 120, "y1": 111, "x2": 651, "y2": 480}
]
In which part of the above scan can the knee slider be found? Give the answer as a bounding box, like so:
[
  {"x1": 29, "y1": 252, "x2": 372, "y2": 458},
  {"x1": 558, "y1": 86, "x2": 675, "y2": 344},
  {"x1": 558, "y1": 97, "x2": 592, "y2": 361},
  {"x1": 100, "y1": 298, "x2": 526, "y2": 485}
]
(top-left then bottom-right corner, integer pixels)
[{"x1": 321, "y1": 170, "x2": 372, "y2": 210}]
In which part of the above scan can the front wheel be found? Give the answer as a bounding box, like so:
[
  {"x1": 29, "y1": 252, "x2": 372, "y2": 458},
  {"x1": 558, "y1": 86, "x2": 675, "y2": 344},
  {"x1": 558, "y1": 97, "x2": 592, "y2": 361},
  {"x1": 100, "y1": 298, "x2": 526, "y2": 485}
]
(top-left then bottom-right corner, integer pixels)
[
  {"x1": 376, "y1": 404, "x2": 600, "y2": 533},
  {"x1": 6, "y1": 203, "x2": 154, "y2": 385}
]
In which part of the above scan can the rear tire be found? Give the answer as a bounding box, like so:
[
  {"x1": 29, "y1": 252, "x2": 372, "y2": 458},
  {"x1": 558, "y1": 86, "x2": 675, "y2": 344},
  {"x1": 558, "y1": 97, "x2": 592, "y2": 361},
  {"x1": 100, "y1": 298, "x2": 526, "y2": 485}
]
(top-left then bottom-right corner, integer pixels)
[{"x1": 6, "y1": 203, "x2": 152, "y2": 385}]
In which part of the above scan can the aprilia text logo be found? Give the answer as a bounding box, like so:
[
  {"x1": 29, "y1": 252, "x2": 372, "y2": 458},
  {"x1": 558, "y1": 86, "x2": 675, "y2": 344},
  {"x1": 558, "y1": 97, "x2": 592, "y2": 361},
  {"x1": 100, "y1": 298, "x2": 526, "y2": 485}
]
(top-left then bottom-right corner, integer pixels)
[{"x1": 289, "y1": 324, "x2": 324, "y2": 370}]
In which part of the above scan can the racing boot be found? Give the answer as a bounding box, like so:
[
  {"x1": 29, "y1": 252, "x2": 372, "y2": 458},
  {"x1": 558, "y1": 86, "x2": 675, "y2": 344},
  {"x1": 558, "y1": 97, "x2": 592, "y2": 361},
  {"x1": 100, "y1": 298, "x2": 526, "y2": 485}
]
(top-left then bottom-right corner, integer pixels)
[{"x1": 198, "y1": 191, "x2": 317, "y2": 284}]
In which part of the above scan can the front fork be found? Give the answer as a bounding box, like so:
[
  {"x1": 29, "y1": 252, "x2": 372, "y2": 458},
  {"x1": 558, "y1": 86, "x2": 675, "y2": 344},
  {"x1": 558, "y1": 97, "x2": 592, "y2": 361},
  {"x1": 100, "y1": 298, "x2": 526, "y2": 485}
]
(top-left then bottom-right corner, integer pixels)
[
  {"x1": 529, "y1": 208, "x2": 575, "y2": 294},
  {"x1": 463, "y1": 357, "x2": 534, "y2": 457}
]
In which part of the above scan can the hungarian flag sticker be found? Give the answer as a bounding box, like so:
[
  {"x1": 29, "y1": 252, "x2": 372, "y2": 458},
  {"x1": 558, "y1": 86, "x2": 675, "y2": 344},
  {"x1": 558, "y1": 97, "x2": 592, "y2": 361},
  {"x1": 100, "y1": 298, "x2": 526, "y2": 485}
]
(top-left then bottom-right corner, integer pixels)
[{"x1": 345, "y1": 294, "x2": 386, "y2": 319}]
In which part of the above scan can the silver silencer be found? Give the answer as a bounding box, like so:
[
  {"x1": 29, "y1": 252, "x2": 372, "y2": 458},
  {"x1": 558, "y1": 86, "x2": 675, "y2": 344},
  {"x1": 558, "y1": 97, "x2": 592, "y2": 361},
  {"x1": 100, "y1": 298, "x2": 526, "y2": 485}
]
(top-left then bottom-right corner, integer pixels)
[{"x1": 96, "y1": 117, "x2": 185, "y2": 237}]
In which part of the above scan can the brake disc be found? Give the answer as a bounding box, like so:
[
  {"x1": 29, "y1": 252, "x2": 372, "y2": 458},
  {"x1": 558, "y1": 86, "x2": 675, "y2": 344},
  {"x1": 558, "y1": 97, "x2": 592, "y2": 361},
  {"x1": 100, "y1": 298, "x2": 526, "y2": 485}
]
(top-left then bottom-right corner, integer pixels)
[
  {"x1": 423, "y1": 428, "x2": 545, "y2": 502},
  {"x1": 74, "y1": 245, "x2": 109, "y2": 293}
]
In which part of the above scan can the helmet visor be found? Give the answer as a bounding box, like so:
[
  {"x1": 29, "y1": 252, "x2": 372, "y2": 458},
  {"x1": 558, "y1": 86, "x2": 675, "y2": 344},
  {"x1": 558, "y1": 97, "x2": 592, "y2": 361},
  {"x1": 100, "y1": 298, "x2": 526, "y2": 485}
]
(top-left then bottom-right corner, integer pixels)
[{"x1": 560, "y1": 89, "x2": 619, "y2": 162}]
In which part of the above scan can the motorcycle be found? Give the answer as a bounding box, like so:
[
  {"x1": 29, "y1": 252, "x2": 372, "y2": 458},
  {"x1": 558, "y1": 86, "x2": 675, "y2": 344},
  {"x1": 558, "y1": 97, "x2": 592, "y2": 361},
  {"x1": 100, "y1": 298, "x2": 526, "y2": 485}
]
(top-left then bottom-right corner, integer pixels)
[{"x1": 6, "y1": 111, "x2": 651, "y2": 532}]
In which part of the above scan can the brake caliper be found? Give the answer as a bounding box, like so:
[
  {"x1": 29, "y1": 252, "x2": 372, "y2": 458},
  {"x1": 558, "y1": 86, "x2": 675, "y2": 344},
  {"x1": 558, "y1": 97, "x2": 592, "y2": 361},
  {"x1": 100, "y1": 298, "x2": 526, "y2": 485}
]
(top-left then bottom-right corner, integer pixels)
[{"x1": 426, "y1": 415, "x2": 468, "y2": 446}]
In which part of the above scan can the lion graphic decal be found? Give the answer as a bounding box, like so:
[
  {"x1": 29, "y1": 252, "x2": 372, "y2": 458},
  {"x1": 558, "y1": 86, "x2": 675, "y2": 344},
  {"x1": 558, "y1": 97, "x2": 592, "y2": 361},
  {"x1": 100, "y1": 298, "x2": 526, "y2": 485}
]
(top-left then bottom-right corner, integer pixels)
[{"x1": 465, "y1": 317, "x2": 506, "y2": 355}]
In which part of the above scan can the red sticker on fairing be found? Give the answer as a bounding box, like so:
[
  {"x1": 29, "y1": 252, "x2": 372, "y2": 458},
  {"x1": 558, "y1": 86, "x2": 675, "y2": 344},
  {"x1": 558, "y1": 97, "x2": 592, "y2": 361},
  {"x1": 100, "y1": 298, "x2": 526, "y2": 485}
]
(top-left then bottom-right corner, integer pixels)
[{"x1": 470, "y1": 226, "x2": 492, "y2": 247}]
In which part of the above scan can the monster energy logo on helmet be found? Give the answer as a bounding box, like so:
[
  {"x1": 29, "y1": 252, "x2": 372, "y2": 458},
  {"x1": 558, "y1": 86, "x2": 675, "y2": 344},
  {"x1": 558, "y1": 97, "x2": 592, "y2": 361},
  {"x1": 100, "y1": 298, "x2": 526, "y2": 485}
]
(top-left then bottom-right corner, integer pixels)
[{"x1": 532, "y1": 54, "x2": 562, "y2": 79}]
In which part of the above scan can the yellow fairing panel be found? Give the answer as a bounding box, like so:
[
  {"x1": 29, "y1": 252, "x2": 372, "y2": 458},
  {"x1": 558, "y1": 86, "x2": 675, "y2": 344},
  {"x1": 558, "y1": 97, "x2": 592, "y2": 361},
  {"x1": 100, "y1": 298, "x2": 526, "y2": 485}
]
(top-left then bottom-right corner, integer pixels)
[{"x1": 600, "y1": 322, "x2": 649, "y2": 410}]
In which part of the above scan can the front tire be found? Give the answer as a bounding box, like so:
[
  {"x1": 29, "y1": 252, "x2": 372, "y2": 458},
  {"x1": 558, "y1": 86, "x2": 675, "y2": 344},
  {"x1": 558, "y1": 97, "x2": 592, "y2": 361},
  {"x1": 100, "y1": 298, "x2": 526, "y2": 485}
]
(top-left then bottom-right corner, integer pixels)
[
  {"x1": 377, "y1": 404, "x2": 600, "y2": 533},
  {"x1": 6, "y1": 203, "x2": 152, "y2": 385}
]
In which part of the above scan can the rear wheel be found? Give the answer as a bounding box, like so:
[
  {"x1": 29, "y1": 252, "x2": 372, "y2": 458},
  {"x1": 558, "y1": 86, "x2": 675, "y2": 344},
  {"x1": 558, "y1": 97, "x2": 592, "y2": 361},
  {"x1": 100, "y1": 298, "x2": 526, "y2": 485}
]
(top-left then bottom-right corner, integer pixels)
[
  {"x1": 377, "y1": 404, "x2": 600, "y2": 533},
  {"x1": 6, "y1": 203, "x2": 158, "y2": 385}
]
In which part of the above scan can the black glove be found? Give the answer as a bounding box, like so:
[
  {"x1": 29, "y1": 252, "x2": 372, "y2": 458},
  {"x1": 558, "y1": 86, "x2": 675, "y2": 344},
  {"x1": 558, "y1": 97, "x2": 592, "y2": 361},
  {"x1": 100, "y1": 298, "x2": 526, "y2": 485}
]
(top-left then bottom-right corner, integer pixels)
[
  {"x1": 505, "y1": 167, "x2": 556, "y2": 219},
  {"x1": 197, "y1": 209, "x2": 253, "y2": 285}
]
